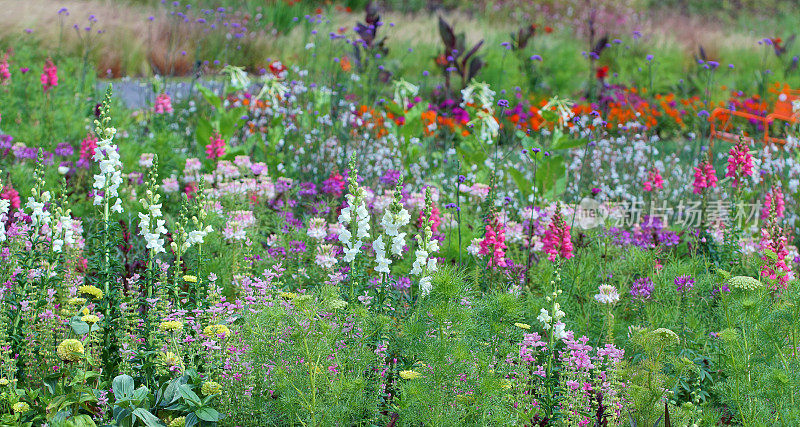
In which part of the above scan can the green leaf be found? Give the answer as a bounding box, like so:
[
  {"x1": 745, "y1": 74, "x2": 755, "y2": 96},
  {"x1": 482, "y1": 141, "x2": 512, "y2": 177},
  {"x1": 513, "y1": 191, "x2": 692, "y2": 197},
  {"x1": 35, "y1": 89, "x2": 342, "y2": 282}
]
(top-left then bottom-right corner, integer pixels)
[
  {"x1": 178, "y1": 385, "x2": 202, "y2": 407},
  {"x1": 507, "y1": 169, "x2": 533, "y2": 202},
  {"x1": 197, "y1": 85, "x2": 222, "y2": 110},
  {"x1": 133, "y1": 408, "x2": 166, "y2": 427},
  {"x1": 70, "y1": 415, "x2": 98, "y2": 427},
  {"x1": 195, "y1": 119, "x2": 213, "y2": 151},
  {"x1": 184, "y1": 413, "x2": 199, "y2": 427},
  {"x1": 112, "y1": 375, "x2": 135, "y2": 400},
  {"x1": 69, "y1": 318, "x2": 90, "y2": 336},
  {"x1": 195, "y1": 407, "x2": 222, "y2": 422}
]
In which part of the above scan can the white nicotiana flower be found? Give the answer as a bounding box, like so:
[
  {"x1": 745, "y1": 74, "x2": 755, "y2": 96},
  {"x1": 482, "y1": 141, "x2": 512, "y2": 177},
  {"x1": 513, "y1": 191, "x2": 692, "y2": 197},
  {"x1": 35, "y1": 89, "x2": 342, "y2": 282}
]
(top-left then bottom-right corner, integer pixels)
[
  {"x1": 468, "y1": 109, "x2": 499, "y2": 144},
  {"x1": 255, "y1": 75, "x2": 289, "y2": 107},
  {"x1": 461, "y1": 80, "x2": 495, "y2": 111},
  {"x1": 222, "y1": 65, "x2": 250, "y2": 91},
  {"x1": 392, "y1": 78, "x2": 419, "y2": 108}
]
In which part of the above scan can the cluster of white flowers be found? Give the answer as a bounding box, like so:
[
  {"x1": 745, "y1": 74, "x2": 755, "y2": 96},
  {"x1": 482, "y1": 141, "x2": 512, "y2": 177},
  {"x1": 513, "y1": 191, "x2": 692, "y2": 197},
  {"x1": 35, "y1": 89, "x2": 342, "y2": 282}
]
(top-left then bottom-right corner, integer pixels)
[
  {"x1": 410, "y1": 188, "x2": 439, "y2": 297},
  {"x1": 468, "y1": 109, "x2": 500, "y2": 144},
  {"x1": 187, "y1": 224, "x2": 213, "y2": 247},
  {"x1": 338, "y1": 189, "x2": 370, "y2": 263},
  {"x1": 338, "y1": 164, "x2": 370, "y2": 264},
  {"x1": 26, "y1": 190, "x2": 51, "y2": 230},
  {"x1": 537, "y1": 303, "x2": 567, "y2": 340},
  {"x1": 594, "y1": 284, "x2": 620, "y2": 305},
  {"x1": 380, "y1": 181, "x2": 411, "y2": 257},
  {"x1": 307, "y1": 217, "x2": 328, "y2": 240},
  {"x1": 373, "y1": 236, "x2": 391, "y2": 274},
  {"x1": 392, "y1": 78, "x2": 419, "y2": 108},
  {"x1": 138, "y1": 191, "x2": 168, "y2": 254},
  {"x1": 52, "y1": 215, "x2": 75, "y2": 253},
  {"x1": 460, "y1": 80, "x2": 495, "y2": 111},
  {"x1": 255, "y1": 75, "x2": 289, "y2": 107},
  {"x1": 0, "y1": 176, "x2": 8, "y2": 242},
  {"x1": 92, "y1": 97, "x2": 123, "y2": 213}
]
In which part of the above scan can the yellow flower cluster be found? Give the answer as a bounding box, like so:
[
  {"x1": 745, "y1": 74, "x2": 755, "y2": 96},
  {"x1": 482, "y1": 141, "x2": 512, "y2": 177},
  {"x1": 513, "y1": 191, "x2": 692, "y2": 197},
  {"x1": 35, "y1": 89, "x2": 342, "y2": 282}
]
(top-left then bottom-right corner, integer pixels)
[
  {"x1": 57, "y1": 339, "x2": 85, "y2": 362},
  {"x1": 78, "y1": 285, "x2": 104, "y2": 300},
  {"x1": 68, "y1": 297, "x2": 87, "y2": 306},
  {"x1": 12, "y1": 402, "x2": 30, "y2": 413},
  {"x1": 183, "y1": 275, "x2": 198, "y2": 283},
  {"x1": 168, "y1": 417, "x2": 186, "y2": 427},
  {"x1": 159, "y1": 321, "x2": 184, "y2": 333},
  {"x1": 201, "y1": 381, "x2": 222, "y2": 396},
  {"x1": 203, "y1": 324, "x2": 231, "y2": 338},
  {"x1": 81, "y1": 314, "x2": 100, "y2": 324},
  {"x1": 399, "y1": 370, "x2": 421, "y2": 380},
  {"x1": 160, "y1": 351, "x2": 184, "y2": 372},
  {"x1": 0, "y1": 378, "x2": 9, "y2": 386},
  {"x1": 514, "y1": 322, "x2": 531, "y2": 330}
]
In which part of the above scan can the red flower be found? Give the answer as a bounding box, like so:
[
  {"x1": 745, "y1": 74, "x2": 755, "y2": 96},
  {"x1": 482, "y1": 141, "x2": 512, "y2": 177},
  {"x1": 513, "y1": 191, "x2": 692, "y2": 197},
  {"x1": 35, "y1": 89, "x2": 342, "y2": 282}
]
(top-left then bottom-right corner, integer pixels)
[
  {"x1": 544, "y1": 26, "x2": 553, "y2": 33},
  {"x1": 596, "y1": 65, "x2": 609, "y2": 80}
]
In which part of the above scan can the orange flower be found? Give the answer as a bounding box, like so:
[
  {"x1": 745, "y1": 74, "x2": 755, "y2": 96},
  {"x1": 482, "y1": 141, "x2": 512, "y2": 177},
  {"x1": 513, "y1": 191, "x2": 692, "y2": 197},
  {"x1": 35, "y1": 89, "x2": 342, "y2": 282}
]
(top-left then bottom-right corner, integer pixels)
[{"x1": 340, "y1": 56, "x2": 351, "y2": 72}]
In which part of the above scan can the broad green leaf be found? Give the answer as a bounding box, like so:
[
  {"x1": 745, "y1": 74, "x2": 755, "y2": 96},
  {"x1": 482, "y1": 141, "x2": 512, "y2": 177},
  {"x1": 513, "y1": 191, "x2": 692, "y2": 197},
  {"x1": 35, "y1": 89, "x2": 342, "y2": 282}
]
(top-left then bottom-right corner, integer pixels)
[
  {"x1": 133, "y1": 408, "x2": 166, "y2": 427},
  {"x1": 195, "y1": 407, "x2": 223, "y2": 422},
  {"x1": 112, "y1": 375, "x2": 134, "y2": 399}
]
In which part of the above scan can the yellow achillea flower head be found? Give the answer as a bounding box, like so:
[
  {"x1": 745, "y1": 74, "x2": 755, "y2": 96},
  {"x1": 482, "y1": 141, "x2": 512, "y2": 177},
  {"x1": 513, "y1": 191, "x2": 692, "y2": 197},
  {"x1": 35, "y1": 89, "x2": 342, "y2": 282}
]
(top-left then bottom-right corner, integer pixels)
[
  {"x1": 514, "y1": 322, "x2": 531, "y2": 330},
  {"x1": 12, "y1": 402, "x2": 30, "y2": 413},
  {"x1": 399, "y1": 370, "x2": 421, "y2": 380},
  {"x1": 68, "y1": 297, "x2": 87, "y2": 306},
  {"x1": 0, "y1": 378, "x2": 9, "y2": 386},
  {"x1": 201, "y1": 381, "x2": 222, "y2": 396},
  {"x1": 81, "y1": 314, "x2": 100, "y2": 324},
  {"x1": 183, "y1": 275, "x2": 198, "y2": 283},
  {"x1": 78, "y1": 285, "x2": 103, "y2": 300},
  {"x1": 203, "y1": 324, "x2": 231, "y2": 338},
  {"x1": 57, "y1": 339, "x2": 85, "y2": 362},
  {"x1": 159, "y1": 321, "x2": 184, "y2": 332},
  {"x1": 168, "y1": 417, "x2": 186, "y2": 427}
]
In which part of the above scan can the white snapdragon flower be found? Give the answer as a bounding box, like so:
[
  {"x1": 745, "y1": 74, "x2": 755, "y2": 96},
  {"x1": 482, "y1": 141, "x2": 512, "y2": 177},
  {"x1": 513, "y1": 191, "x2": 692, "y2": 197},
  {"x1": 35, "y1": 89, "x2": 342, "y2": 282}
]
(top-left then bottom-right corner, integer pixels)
[
  {"x1": 537, "y1": 308, "x2": 552, "y2": 329},
  {"x1": 0, "y1": 198, "x2": 8, "y2": 242},
  {"x1": 92, "y1": 126, "x2": 123, "y2": 213},
  {"x1": 373, "y1": 236, "x2": 391, "y2": 274}
]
